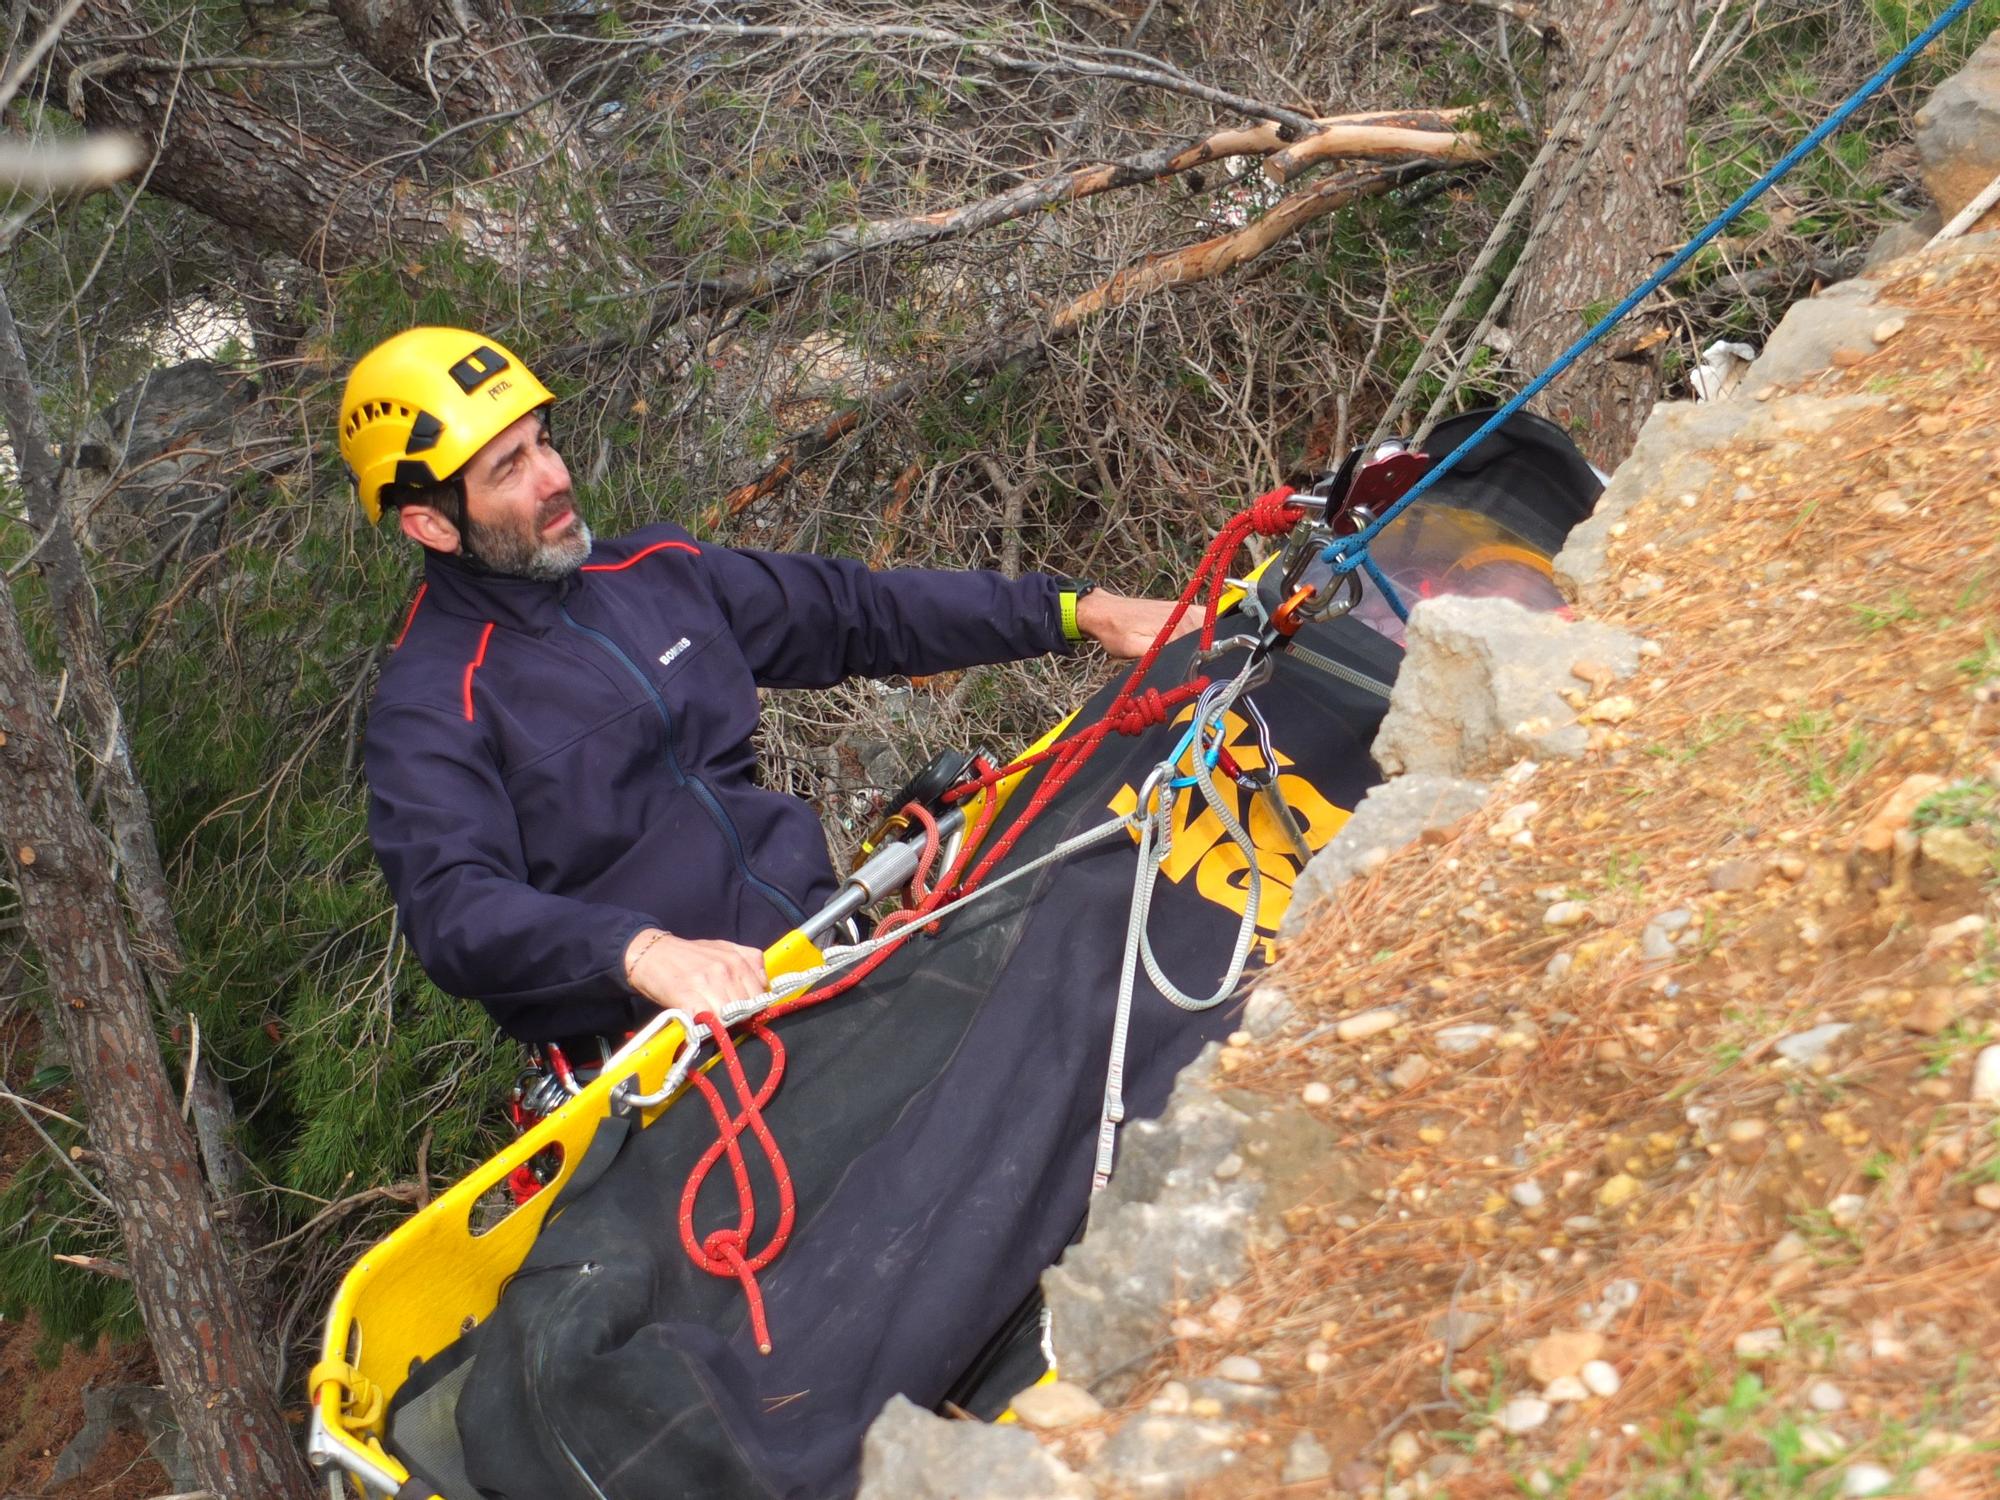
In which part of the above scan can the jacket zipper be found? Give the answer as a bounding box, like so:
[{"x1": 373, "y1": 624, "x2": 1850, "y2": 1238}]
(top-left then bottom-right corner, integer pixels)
[{"x1": 558, "y1": 609, "x2": 808, "y2": 927}]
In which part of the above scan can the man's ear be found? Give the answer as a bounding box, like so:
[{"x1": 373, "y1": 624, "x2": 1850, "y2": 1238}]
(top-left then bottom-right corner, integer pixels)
[{"x1": 398, "y1": 504, "x2": 461, "y2": 553}]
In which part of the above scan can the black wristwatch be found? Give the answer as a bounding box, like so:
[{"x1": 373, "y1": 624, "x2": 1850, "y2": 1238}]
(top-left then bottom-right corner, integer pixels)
[{"x1": 1056, "y1": 577, "x2": 1099, "y2": 642}]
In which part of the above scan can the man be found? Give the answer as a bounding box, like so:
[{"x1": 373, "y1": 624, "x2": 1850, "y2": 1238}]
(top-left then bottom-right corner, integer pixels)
[{"x1": 344, "y1": 326, "x2": 1182, "y2": 1046}]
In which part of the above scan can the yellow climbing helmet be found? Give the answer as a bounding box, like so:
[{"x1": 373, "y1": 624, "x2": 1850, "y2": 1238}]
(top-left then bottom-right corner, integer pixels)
[{"x1": 338, "y1": 326, "x2": 556, "y2": 523}]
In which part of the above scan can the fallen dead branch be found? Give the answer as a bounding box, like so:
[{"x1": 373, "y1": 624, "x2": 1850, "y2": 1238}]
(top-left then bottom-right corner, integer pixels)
[
  {"x1": 601, "y1": 108, "x2": 1483, "y2": 338},
  {"x1": 1051, "y1": 159, "x2": 1454, "y2": 328}
]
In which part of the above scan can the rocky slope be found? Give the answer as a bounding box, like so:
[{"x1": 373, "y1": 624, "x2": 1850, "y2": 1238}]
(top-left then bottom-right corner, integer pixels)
[{"x1": 860, "y1": 31, "x2": 2000, "y2": 1500}]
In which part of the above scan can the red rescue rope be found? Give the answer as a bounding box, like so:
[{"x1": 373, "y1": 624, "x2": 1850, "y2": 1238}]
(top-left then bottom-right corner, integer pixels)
[
  {"x1": 676, "y1": 1012, "x2": 794, "y2": 1355},
  {"x1": 674, "y1": 487, "x2": 1304, "y2": 1349}
]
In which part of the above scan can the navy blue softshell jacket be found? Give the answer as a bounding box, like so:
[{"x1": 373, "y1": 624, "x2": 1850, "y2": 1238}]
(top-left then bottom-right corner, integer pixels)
[{"x1": 364, "y1": 524, "x2": 1069, "y2": 1044}]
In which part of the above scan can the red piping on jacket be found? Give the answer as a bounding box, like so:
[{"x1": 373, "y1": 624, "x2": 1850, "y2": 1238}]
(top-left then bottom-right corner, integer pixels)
[
  {"x1": 393, "y1": 583, "x2": 428, "y2": 649},
  {"x1": 580, "y1": 539, "x2": 700, "y2": 573},
  {"x1": 462, "y1": 622, "x2": 496, "y2": 722}
]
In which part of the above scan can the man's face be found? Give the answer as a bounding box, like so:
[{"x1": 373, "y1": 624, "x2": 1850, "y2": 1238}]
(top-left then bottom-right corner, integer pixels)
[{"x1": 456, "y1": 409, "x2": 591, "y2": 579}]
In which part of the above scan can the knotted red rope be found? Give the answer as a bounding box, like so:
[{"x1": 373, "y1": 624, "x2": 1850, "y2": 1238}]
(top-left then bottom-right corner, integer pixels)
[
  {"x1": 675, "y1": 1013, "x2": 794, "y2": 1355},
  {"x1": 672, "y1": 488, "x2": 1304, "y2": 1350}
]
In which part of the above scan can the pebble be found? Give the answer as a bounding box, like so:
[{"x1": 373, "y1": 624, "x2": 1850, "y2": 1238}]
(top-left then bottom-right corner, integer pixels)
[
  {"x1": 1281, "y1": 1433, "x2": 1333, "y2": 1485},
  {"x1": 1149, "y1": 1380, "x2": 1191, "y2": 1414},
  {"x1": 1490, "y1": 801, "x2": 1541, "y2": 840},
  {"x1": 1209, "y1": 1294, "x2": 1244, "y2": 1330},
  {"x1": 1213, "y1": 1153, "x2": 1244, "y2": 1181},
  {"x1": 1774, "y1": 1023, "x2": 1852, "y2": 1068},
  {"x1": 1215, "y1": 1355, "x2": 1264, "y2": 1385},
  {"x1": 1430, "y1": 1309, "x2": 1494, "y2": 1352},
  {"x1": 1302, "y1": 1081, "x2": 1334, "y2": 1106},
  {"x1": 1496, "y1": 1397, "x2": 1551, "y2": 1434},
  {"x1": 1545, "y1": 952, "x2": 1574, "y2": 982},
  {"x1": 1927, "y1": 913, "x2": 1988, "y2": 951},
  {"x1": 1170, "y1": 1316, "x2": 1206, "y2": 1339},
  {"x1": 1806, "y1": 1380, "x2": 1848, "y2": 1413},
  {"x1": 1974, "y1": 1183, "x2": 2000, "y2": 1211},
  {"x1": 1828, "y1": 1194, "x2": 1867, "y2": 1228},
  {"x1": 1337, "y1": 1007, "x2": 1401, "y2": 1043},
  {"x1": 1798, "y1": 1425, "x2": 1844, "y2": 1461},
  {"x1": 1726, "y1": 1118, "x2": 1767, "y2": 1144},
  {"x1": 1734, "y1": 1327, "x2": 1785, "y2": 1359},
  {"x1": 1510, "y1": 1180, "x2": 1546, "y2": 1210},
  {"x1": 1436, "y1": 1023, "x2": 1500, "y2": 1054},
  {"x1": 1871, "y1": 315, "x2": 1906, "y2": 343},
  {"x1": 1843, "y1": 1462, "x2": 1893, "y2": 1497},
  {"x1": 1708, "y1": 858, "x2": 1767, "y2": 892},
  {"x1": 1528, "y1": 1330, "x2": 1604, "y2": 1384},
  {"x1": 1010, "y1": 1379, "x2": 1103, "y2": 1429},
  {"x1": 1641, "y1": 924, "x2": 1677, "y2": 962},
  {"x1": 1581, "y1": 1360, "x2": 1621, "y2": 1398},
  {"x1": 1388, "y1": 1430, "x2": 1422, "y2": 1472},
  {"x1": 1542, "y1": 1375, "x2": 1589, "y2": 1404},
  {"x1": 1543, "y1": 900, "x2": 1591, "y2": 928},
  {"x1": 1388, "y1": 1055, "x2": 1432, "y2": 1090},
  {"x1": 1597, "y1": 1174, "x2": 1641, "y2": 1209},
  {"x1": 1971, "y1": 1045, "x2": 2000, "y2": 1105},
  {"x1": 1304, "y1": 1345, "x2": 1333, "y2": 1375}
]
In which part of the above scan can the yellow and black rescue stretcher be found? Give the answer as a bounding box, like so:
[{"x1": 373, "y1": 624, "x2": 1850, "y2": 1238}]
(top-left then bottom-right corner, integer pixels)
[{"x1": 308, "y1": 410, "x2": 1602, "y2": 1500}]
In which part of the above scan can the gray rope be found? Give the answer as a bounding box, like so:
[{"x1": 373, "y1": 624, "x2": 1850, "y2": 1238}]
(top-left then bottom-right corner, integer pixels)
[{"x1": 1095, "y1": 666, "x2": 1267, "y2": 1189}]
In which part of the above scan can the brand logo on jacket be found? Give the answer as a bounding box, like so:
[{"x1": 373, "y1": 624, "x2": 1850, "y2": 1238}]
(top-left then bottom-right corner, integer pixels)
[{"x1": 658, "y1": 637, "x2": 692, "y2": 668}]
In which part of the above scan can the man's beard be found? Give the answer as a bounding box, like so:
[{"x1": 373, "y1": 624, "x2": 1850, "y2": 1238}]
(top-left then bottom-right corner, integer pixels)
[{"x1": 461, "y1": 492, "x2": 593, "y2": 580}]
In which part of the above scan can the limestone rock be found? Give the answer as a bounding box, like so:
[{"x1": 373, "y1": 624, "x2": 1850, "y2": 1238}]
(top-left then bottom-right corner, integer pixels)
[
  {"x1": 1371, "y1": 596, "x2": 1642, "y2": 777},
  {"x1": 1282, "y1": 774, "x2": 1491, "y2": 937},
  {"x1": 1747, "y1": 278, "x2": 1914, "y2": 388},
  {"x1": 1864, "y1": 207, "x2": 1943, "y2": 271},
  {"x1": 857, "y1": 1395, "x2": 1093, "y2": 1499},
  {"x1": 1010, "y1": 1380, "x2": 1105, "y2": 1430},
  {"x1": 1087, "y1": 1415, "x2": 1239, "y2": 1498},
  {"x1": 1916, "y1": 29, "x2": 2000, "y2": 227},
  {"x1": 1043, "y1": 1081, "x2": 1259, "y2": 1398},
  {"x1": 1552, "y1": 392, "x2": 1865, "y2": 601}
]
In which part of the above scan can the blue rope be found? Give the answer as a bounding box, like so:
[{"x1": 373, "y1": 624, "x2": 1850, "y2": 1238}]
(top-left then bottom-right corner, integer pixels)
[{"x1": 1323, "y1": 0, "x2": 1982, "y2": 620}]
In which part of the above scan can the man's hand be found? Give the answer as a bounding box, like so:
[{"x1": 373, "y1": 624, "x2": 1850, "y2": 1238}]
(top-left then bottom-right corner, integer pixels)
[
  {"x1": 1073, "y1": 589, "x2": 1199, "y2": 660},
  {"x1": 624, "y1": 927, "x2": 768, "y2": 1013}
]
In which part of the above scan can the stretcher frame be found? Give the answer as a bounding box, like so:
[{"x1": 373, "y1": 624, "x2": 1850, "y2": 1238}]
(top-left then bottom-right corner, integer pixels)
[{"x1": 307, "y1": 731, "x2": 1071, "y2": 1499}]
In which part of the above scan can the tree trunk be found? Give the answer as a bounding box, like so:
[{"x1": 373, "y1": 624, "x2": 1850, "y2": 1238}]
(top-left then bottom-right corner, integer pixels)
[
  {"x1": 329, "y1": 0, "x2": 589, "y2": 177},
  {"x1": 0, "y1": 287, "x2": 182, "y2": 977},
  {"x1": 39, "y1": 0, "x2": 506, "y2": 272},
  {"x1": 1505, "y1": 0, "x2": 1694, "y2": 466},
  {"x1": 0, "y1": 285, "x2": 260, "y2": 1213},
  {"x1": 0, "y1": 594, "x2": 316, "y2": 1500}
]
